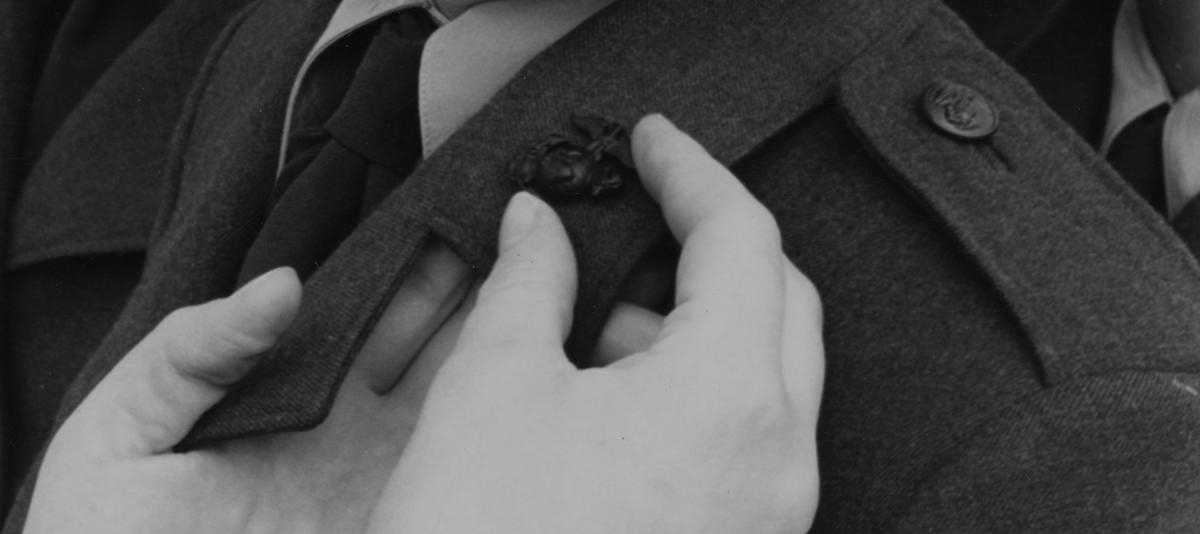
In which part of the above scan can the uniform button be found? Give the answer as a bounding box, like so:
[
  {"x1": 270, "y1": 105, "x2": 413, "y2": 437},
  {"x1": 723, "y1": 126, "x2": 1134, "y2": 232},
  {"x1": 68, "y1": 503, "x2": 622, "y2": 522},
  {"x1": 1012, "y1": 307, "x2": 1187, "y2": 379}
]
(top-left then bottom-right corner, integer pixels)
[{"x1": 922, "y1": 80, "x2": 999, "y2": 140}]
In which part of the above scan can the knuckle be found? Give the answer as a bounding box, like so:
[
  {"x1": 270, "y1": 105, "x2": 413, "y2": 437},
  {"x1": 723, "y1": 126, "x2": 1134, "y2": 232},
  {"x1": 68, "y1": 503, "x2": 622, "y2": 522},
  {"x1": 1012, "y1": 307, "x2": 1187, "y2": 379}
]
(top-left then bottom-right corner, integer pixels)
[
  {"x1": 205, "y1": 312, "x2": 275, "y2": 356},
  {"x1": 156, "y1": 304, "x2": 271, "y2": 386},
  {"x1": 694, "y1": 371, "x2": 788, "y2": 433},
  {"x1": 158, "y1": 332, "x2": 241, "y2": 388},
  {"x1": 739, "y1": 204, "x2": 782, "y2": 248},
  {"x1": 708, "y1": 203, "x2": 781, "y2": 253},
  {"x1": 157, "y1": 306, "x2": 198, "y2": 336},
  {"x1": 787, "y1": 269, "x2": 823, "y2": 318}
]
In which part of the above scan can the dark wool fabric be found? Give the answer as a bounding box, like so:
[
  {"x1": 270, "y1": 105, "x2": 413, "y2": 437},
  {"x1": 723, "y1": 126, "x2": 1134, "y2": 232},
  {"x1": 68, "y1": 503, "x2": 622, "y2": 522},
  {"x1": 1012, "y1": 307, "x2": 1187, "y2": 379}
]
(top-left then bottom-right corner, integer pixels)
[
  {"x1": 6, "y1": 0, "x2": 1200, "y2": 531},
  {"x1": 3, "y1": 255, "x2": 141, "y2": 510},
  {"x1": 181, "y1": 0, "x2": 909, "y2": 447},
  {"x1": 25, "y1": 0, "x2": 174, "y2": 161},
  {"x1": 3, "y1": 0, "x2": 172, "y2": 506},
  {"x1": 237, "y1": 11, "x2": 432, "y2": 284},
  {"x1": 0, "y1": 0, "x2": 36, "y2": 512},
  {"x1": 0, "y1": 0, "x2": 259, "y2": 511}
]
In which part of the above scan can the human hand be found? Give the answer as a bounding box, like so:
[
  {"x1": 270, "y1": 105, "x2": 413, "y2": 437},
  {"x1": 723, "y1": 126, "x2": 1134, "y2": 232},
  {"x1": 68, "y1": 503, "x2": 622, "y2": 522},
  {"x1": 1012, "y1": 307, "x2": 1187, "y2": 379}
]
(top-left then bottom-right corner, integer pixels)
[
  {"x1": 366, "y1": 115, "x2": 824, "y2": 534},
  {"x1": 22, "y1": 194, "x2": 664, "y2": 534},
  {"x1": 22, "y1": 240, "x2": 475, "y2": 533}
]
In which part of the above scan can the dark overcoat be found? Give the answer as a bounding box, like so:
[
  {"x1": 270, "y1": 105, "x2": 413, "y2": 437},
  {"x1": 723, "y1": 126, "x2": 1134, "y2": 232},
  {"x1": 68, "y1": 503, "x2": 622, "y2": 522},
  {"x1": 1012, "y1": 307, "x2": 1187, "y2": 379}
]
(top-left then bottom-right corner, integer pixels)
[{"x1": 5, "y1": 0, "x2": 1200, "y2": 531}]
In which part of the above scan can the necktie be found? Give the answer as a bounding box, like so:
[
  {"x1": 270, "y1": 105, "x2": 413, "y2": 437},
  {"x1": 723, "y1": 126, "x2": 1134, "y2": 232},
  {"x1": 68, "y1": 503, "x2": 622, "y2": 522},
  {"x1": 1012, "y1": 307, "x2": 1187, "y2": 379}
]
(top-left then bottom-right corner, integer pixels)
[
  {"x1": 1138, "y1": 0, "x2": 1200, "y2": 97},
  {"x1": 1106, "y1": 103, "x2": 1170, "y2": 214},
  {"x1": 237, "y1": 10, "x2": 435, "y2": 285}
]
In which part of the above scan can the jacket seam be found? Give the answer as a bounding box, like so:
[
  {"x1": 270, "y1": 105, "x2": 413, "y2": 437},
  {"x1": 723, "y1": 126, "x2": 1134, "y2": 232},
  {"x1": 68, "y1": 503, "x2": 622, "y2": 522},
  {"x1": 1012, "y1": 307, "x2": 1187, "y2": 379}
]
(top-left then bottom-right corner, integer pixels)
[
  {"x1": 150, "y1": 0, "x2": 268, "y2": 246},
  {"x1": 879, "y1": 367, "x2": 1199, "y2": 532}
]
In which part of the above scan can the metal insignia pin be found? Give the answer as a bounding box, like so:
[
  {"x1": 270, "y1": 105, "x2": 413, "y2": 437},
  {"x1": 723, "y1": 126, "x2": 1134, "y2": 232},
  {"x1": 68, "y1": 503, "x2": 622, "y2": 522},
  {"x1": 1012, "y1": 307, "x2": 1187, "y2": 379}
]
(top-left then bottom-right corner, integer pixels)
[{"x1": 509, "y1": 114, "x2": 635, "y2": 199}]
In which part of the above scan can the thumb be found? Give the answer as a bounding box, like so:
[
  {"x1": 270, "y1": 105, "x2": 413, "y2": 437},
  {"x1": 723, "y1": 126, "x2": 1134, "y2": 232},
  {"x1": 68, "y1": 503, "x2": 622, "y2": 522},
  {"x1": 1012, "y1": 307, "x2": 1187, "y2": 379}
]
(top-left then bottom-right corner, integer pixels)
[
  {"x1": 67, "y1": 267, "x2": 301, "y2": 457},
  {"x1": 451, "y1": 192, "x2": 577, "y2": 366}
]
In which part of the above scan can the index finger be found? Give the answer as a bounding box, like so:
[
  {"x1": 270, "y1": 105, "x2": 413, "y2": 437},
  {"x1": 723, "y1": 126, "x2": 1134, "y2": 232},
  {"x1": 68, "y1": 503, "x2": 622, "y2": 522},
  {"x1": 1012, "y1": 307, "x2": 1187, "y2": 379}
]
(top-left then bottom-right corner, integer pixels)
[{"x1": 631, "y1": 114, "x2": 784, "y2": 367}]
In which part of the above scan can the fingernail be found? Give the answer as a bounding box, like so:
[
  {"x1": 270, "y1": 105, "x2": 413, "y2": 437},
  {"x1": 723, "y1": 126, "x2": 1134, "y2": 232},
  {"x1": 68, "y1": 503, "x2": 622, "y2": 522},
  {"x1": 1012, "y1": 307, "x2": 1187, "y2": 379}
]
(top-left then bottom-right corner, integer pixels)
[
  {"x1": 236, "y1": 267, "x2": 294, "y2": 297},
  {"x1": 499, "y1": 192, "x2": 542, "y2": 251},
  {"x1": 641, "y1": 113, "x2": 676, "y2": 133}
]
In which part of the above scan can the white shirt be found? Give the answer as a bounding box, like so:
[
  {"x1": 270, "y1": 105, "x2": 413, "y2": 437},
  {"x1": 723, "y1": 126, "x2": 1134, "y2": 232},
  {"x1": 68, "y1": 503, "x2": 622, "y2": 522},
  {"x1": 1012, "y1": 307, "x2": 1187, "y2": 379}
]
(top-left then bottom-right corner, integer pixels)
[
  {"x1": 1104, "y1": 0, "x2": 1200, "y2": 218},
  {"x1": 278, "y1": 0, "x2": 615, "y2": 176}
]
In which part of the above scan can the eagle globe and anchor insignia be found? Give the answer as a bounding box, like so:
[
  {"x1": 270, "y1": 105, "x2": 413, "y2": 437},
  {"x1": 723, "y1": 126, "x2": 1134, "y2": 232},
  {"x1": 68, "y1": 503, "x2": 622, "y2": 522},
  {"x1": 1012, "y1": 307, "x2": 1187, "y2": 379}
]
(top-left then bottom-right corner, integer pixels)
[{"x1": 509, "y1": 114, "x2": 636, "y2": 199}]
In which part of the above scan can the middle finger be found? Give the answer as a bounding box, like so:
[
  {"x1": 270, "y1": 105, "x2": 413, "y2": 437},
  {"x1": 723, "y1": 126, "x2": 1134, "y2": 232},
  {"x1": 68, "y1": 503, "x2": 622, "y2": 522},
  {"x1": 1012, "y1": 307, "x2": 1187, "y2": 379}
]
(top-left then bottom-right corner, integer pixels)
[{"x1": 346, "y1": 239, "x2": 473, "y2": 395}]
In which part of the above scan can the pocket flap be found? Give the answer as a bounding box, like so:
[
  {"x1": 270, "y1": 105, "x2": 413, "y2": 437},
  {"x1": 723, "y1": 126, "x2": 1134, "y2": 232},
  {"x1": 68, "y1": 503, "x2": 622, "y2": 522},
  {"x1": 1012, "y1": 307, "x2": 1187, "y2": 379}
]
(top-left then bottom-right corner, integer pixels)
[
  {"x1": 8, "y1": 160, "x2": 160, "y2": 268},
  {"x1": 836, "y1": 10, "x2": 1200, "y2": 382}
]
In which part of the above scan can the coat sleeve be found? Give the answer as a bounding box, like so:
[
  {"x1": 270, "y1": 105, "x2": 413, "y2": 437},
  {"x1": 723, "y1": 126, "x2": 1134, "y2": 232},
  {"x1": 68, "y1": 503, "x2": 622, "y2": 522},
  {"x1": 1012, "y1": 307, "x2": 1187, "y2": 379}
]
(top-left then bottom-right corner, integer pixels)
[{"x1": 888, "y1": 370, "x2": 1200, "y2": 532}]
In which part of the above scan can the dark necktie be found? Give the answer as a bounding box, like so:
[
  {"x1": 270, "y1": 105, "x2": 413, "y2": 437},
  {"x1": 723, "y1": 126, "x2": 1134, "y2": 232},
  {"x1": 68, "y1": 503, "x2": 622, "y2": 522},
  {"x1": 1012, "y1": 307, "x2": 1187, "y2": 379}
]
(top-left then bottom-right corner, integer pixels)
[
  {"x1": 1106, "y1": 103, "x2": 1170, "y2": 214},
  {"x1": 1139, "y1": 0, "x2": 1200, "y2": 97},
  {"x1": 237, "y1": 10, "x2": 435, "y2": 285}
]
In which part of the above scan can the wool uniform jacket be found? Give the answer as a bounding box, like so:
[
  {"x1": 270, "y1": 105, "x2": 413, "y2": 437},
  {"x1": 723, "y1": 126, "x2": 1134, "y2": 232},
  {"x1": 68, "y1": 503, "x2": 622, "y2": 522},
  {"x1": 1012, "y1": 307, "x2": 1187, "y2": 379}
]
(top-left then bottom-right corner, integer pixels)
[{"x1": 6, "y1": 0, "x2": 1200, "y2": 532}]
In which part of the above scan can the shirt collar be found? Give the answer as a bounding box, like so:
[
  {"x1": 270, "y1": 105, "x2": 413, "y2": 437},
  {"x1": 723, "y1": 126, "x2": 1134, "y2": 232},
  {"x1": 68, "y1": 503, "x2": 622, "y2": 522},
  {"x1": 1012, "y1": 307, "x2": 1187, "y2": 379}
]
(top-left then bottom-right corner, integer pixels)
[
  {"x1": 418, "y1": 0, "x2": 614, "y2": 155},
  {"x1": 278, "y1": 0, "x2": 450, "y2": 174},
  {"x1": 1103, "y1": 0, "x2": 1174, "y2": 153},
  {"x1": 279, "y1": 0, "x2": 610, "y2": 174},
  {"x1": 317, "y1": 0, "x2": 450, "y2": 53}
]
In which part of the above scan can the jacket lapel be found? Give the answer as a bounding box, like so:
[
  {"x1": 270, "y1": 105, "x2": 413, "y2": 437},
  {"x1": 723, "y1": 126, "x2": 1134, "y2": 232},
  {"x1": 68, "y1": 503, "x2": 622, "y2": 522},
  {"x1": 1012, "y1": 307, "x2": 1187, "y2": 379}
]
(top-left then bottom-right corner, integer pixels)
[
  {"x1": 180, "y1": 0, "x2": 924, "y2": 445},
  {"x1": 44, "y1": 0, "x2": 343, "y2": 445},
  {"x1": 6, "y1": 0, "x2": 260, "y2": 270}
]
